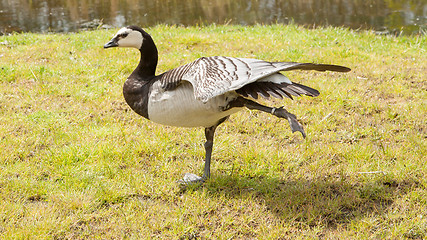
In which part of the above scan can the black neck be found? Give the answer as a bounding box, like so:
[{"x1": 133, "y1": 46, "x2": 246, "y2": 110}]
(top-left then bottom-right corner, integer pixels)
[{"x1": 131, "y1": 34, "x2": 158, "y2": 79}]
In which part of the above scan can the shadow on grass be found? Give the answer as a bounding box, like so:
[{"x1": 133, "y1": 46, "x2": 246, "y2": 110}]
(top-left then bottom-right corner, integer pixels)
[{"x1": 195, "y1": 173, "x2": 419, "y2": 228}]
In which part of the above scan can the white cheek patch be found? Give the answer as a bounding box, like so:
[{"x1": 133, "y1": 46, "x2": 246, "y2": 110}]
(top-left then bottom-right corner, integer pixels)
[
  {"x1": 116, "y1": 27, "x2": 130, "y2": 36},
  {"x1": 117, "y1": 30, "x2": 143, "y2": 49}
]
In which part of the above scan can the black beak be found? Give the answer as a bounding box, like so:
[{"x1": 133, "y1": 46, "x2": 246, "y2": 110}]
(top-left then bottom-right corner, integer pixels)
[{"x1": 104, "y1": 39, "x2": 118, "y2": 48}]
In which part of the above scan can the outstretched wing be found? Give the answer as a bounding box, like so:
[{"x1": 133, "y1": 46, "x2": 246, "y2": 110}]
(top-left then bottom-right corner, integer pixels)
[{"x1": 160, "y1": 56, "x2": 350, "y2": 103}]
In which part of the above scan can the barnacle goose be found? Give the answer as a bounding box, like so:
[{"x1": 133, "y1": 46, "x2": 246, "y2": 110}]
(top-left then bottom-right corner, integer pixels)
[{"x1": 104, "y1": 26, "x2": 351, "y2": 184}]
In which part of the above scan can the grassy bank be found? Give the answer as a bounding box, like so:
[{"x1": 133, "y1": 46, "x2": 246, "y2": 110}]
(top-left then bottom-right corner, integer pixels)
[{"x1": 0, "y1": 24, "x2": 426, "y2": 239}]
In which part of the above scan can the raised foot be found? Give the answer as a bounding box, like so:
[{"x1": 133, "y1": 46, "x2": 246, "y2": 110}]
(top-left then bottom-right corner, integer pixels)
[
  {"x1": 177, "y1": 173, "x2": 206, "y2": 186},
  {"x1": 273, "y1": 107, "x2": 306, "y2": 138}
]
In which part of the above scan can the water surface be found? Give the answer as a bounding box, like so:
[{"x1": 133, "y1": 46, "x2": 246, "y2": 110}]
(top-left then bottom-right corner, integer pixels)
[{"x1": 1, "y1": 0, "x2": 426, "y2": 34}]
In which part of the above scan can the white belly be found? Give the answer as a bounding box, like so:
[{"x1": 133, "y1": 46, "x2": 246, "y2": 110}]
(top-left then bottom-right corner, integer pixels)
[{"x1": 147, "y1": 81, "x2": 242, "y2": 127}]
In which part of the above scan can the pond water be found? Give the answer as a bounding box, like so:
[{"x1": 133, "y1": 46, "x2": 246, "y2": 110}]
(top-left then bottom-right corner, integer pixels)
[{"x1": 1, "y1": 0, "x2": 426, "y2": 35}]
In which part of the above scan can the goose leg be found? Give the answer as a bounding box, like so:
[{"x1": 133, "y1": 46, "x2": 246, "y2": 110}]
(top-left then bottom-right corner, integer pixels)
[
  {"x1": 201, "y1": 125, "x2": 216, "y2": 179},
  {"x1": 237, "y1": 98, "x2": 306, "y2": 138},
  {"x1": 178, "y1": 120, "x2": 224, "y2": 185}
]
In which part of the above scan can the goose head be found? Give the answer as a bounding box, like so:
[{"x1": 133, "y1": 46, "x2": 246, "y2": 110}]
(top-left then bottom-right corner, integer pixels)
[
  {"x1": 104, "y1": 26, "x2": 145, "y2": 49},
  {"x1": 104, "y1": 26, "x2": 158, "y2": 77}
]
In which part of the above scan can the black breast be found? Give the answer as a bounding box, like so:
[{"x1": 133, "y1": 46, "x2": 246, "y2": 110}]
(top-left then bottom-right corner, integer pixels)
[{"x1": 122, "y1": 77, "x2": 156, "y2": 119}]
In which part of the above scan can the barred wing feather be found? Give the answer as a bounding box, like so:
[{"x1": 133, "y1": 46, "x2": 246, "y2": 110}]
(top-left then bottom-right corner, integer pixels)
[
  {"x1": 160, "y1": 56, "x2": 350, "y2": 103},
  {"x1": 182, "y1": 56, "x2": 296, "y2": 102}
]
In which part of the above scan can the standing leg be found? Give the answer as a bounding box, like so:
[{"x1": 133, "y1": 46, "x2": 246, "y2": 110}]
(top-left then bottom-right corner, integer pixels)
[
  {"x1": 201, "y1": 125, "x2": 216, "y2": 180},
  {"x1": 178, "y1": 118, "x2": 226, "y2": 185}
]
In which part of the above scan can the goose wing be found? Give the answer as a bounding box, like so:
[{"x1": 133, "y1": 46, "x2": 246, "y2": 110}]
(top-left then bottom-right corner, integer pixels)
[{"x1": 160, "y1": 56, "x2": 350, "y2": 103}]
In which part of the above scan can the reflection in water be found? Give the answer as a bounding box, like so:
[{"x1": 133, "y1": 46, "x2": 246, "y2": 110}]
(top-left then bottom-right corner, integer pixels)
[{"x1": 0, "y1": 0, "x2": 426, "y2": 34}]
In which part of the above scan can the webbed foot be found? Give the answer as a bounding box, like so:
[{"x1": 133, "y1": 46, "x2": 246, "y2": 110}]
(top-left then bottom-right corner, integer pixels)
[
  {"x1": 273, "y1": 107, "x2": 306, "y2": 138},
  {"x1": 177, "y1": 173, "x2": 205, "y2": 186}
]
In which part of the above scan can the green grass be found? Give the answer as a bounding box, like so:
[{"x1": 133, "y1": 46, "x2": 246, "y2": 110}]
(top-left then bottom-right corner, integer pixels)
[{"x1": 0, "y1": 24, "x2": 426, "y2": 239}]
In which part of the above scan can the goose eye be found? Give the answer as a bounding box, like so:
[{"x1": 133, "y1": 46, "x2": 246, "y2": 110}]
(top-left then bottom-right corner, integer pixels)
[{"x1": 119, "y1": 33, "x2": 128, "y2": 38}]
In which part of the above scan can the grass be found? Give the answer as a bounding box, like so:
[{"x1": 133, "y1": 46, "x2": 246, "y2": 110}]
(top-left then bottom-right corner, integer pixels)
[{"x1": 0, "y1": 24, "x2": 426, "y2": 239}]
